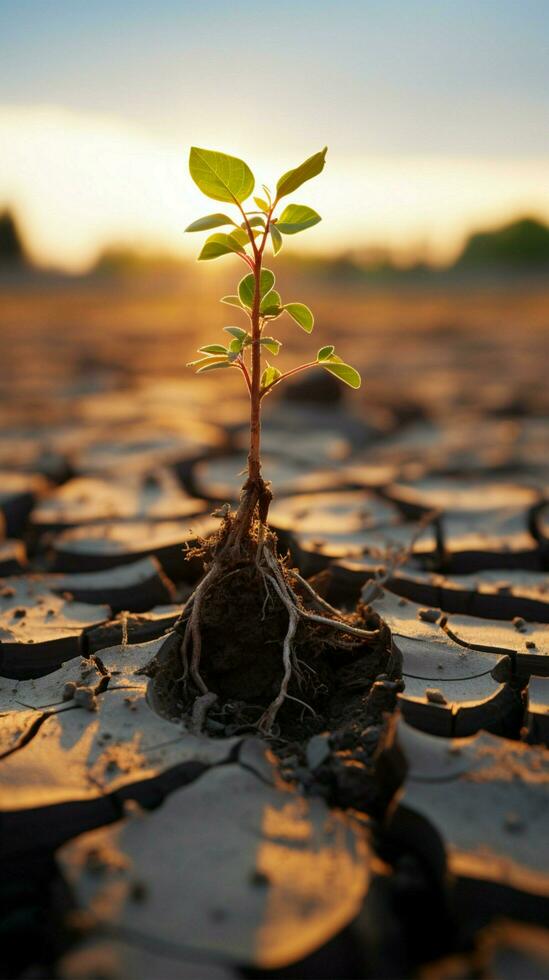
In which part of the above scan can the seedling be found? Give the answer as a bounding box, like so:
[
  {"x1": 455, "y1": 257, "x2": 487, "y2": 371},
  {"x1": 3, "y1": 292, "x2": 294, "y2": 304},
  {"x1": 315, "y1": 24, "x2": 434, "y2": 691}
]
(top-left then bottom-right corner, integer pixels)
[
  {"x1": 156, "y1": 147, "x2": 377, "y2": 733},
  {"x1": 186, "y1": 145, "x2": 360, "y2": 531}
]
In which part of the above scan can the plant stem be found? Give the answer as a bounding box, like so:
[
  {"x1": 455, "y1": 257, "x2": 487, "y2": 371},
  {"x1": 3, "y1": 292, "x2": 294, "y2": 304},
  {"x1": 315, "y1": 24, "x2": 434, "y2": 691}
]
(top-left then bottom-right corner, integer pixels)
[
  {"x1": 248, "y1": 252, "x2": 262, "y2": 484},
  {"x1": 237, "y1": 357, "x2": 252, "y2": 394},
  {"x1": 260, "y1": 360, "x2": 317, "y2": 398},
  {"x1": 237, "y1": 252, "x2": 255, "y2": 271},
  {"x1": 231, "y1": 203, "x2": 279, "y2": 531}
]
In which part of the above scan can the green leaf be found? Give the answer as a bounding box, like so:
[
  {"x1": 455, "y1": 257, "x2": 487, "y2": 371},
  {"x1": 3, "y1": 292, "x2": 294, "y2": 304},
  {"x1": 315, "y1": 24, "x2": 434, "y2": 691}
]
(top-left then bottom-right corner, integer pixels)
[
  {"x1": 243, "y1": 216, "x2": 265, "y2": 229},
  {"x1": 198, "y1": 344, "x2": 228, "y2": 355},
  {"x1": 197, "y1": 232, "x2": 244, "y2": 261},
  {"x1": 224, "y1": 326, "x2": 249, "y2": 342},
  {"x1": 320, "y1": 356, "x2": 361, "y2": 389},
  {"x1": 220, "y1": 295, "x2": 243, "y2": 308},
  {"x1": 260, "y1": 337, "x2": 282, "y2": 355},
  {"x1": 238, "y1": 269, "x2": 275, "y2": 309},
  {"x1": 262, "y1": 185, "x2": 272, "y2": 204},
  {"x1": 197, "y1": 360, "x2": 233, "y2": 374},
  {"x1": 317, "y1": 345, "x2": 335, "y2": 361},
  {"x1": 185, "y1": 213, "x2": 236, "y2": 233},
  {"x1": 254, "y1": 196, "x2": 269, "y2": 212},
  {"x1": 270, "y1": 224, "x2": 283, "y2": 255},
  {"x1": 283, "y1": 302, "x2": 314, "y2": 333},
  {"x1": 187, "y1": 357, "x2": 209, "y2": 368},
  {"x1": 276, "y1": 204, "x2": 321, "y2": 235},
  {"x1": 189, "y1": 147, "x2": 254, "y2": 204},
  {"x1": 187, "y1": 354, "x2": 228, "y2": 370},
  {"x1": 275, "y1": 147, "x2": 327, "y2": 201},
  {"x1": 228, "y1": 336, "x2": 244, "y2": 354},
  {"x1": 229, "y1": 227, "x2": 251, "y2": 247},
  {"x1": 260, "y1": 289, "x2": 282, "y2": 314},
  {"x1": 260, "y1": 363, "x2": 282, "y2": 389}
]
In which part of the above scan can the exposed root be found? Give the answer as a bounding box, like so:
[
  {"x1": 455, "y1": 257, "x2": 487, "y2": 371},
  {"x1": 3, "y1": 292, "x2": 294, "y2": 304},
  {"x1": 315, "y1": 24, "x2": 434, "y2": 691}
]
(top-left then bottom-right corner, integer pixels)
[
  {"x1": 257, "y1": 569, "x2": 299, "y2": 733},
  {"x1": 298, "y1": 610, "x2": 379, "y2": 641},
  {"x1": 190, "y1": 692, "x2": 218, "y2": 734},
  {"x1": 154, "y1": 495, "x2": 384, "y2": 734},
  {"x1": 289, "y1": 569, "x2": 346, "y2": 619},
  {"x1": 266, "y1": 551, "x2": 379, "y2": 642},
  {"x1": 178, "y1": 564, "x2": 220, "y2": 694}
]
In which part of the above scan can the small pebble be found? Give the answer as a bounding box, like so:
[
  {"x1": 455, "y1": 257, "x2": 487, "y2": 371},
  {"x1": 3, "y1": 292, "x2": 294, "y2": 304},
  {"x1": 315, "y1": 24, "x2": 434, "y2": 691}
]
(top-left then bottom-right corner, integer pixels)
[
  {"x1": 526, "y1": 640, "x2": 536, "y2": 649},
  {"x1": 123, "y1": 799, "x2": 145, "y2": 817},
  {"x1": 306, "y1": 733, "x2": 331, "y2": 770},
  {"x1": 513, "y1": 616, "x2": 527, "y2": 632},
  {"x1": 62, "y1": 680, "x2": 77, "y2": 701},
  {"x1": 418, "y1": 608, "x2": 440, "y2": 623},
  {"x1": 425, "y1": 688, "x2": 447, "y2": 705},
  {"x1": 74, "y1": 686, "x2": 98, "y2": 712}
]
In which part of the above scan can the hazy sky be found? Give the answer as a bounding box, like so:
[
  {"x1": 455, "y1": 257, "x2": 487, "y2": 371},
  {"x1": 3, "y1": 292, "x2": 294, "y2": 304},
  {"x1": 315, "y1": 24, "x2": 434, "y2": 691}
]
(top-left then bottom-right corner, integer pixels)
[{"x1": 1, "y1": 0, "x2": 548, "y2": 269}]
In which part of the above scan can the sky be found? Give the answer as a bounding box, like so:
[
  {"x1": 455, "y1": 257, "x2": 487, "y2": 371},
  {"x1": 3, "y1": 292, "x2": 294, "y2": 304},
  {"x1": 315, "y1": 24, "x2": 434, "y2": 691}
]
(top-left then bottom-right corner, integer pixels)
[{"x1": 1, "y1": 0, "x2": 548, "y2": 270}]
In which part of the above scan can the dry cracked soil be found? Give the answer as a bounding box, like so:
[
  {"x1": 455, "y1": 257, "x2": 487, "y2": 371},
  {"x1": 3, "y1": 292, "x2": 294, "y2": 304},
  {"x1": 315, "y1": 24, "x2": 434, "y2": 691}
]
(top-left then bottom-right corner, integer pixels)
[{"x1": 0, "y1": 273, "x2": 548, "y2": 979}]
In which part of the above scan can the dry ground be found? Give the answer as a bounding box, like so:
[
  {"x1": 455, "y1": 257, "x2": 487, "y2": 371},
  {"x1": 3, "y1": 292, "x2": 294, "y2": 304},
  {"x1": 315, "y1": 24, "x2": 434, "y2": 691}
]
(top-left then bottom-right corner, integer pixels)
[{"x1": 1, "y1": 270, "x2": 548, "y2": 428}]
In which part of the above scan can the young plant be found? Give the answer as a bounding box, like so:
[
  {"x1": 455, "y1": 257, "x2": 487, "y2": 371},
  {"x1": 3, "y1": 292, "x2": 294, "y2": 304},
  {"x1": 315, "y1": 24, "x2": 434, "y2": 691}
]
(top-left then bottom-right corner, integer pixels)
[
  {"x1": 186, "y1": 146, "x2": 360, "y2": 532},
  {"x1": 156, "y1": 147, "x2": 376, "y2": 735}
]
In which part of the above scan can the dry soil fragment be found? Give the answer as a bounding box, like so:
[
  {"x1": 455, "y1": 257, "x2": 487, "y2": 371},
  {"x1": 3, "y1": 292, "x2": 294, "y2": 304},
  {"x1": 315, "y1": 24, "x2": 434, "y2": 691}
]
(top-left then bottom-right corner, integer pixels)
[
  {"x1": 58, "y1": 752, "x2": 371, "y2": 970},
  {"x1": 0, "y1": 577, "x2": 109, "y2": 679},
  {"x1": 443, "y1": 611, "x2": 549, "y2": 678},
  {"x1": 40, "y1": 557, "x2": 176, "y2": 613},
  {"x1": 192, "y1": 452, "x2": 340, "y2": 502},
  {"x1": 86, "y1": 604, "x2": 181, "y2": 654},
  {"x1": 380, "y1": 718, "x2": 549, "y2": 918},
  {"x1": 0, "y1": 470, "x2": 51, "y2": 536},
  {"x1": 0, "y1": 539, "x2": 27, "y2": 576},
  {"x1": 52, "y1": 516, "x2": 218, "y2": 581},
  {"x1": 30, "y1": 470, "x2": 207, "y2": 534},
  {"x1": 370, "y1": 567, "x2": 549, "y2": 623},
  {"x1": 525, "y1": 675, "x2": 549, "y2": 747},
  {"x1": 0, "y1": 638, "x2": 240, "y2": 856},
  {"x1": 270, "y1": 490, "x2": 420, "y2": 573},
  {"x1": 395, "y1": 633, "x2": 515, "y2": 737}
]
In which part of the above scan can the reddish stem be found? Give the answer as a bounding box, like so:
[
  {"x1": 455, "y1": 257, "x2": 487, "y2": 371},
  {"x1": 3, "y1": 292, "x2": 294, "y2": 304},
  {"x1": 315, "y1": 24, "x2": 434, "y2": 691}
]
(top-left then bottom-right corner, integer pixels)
[
  {"x1": 260, "y1": 360, "x2": 317, "y2": 398},
  {"x1": 237, "y1": 357, "x2": 252, "y2": 394},
  {"x1": 248, "y1": 257, "x2": 262, "y2": 483},
  {"x1": 238, "y1": 252, "x2": 255, "y2": 270}
]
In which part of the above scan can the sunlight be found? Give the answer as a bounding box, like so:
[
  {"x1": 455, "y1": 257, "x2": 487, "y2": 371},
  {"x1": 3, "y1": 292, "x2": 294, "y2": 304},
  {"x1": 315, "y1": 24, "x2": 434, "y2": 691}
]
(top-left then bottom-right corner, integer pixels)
[{"x1": 1, "y1": 104, "x2": 549, "y2": 271}]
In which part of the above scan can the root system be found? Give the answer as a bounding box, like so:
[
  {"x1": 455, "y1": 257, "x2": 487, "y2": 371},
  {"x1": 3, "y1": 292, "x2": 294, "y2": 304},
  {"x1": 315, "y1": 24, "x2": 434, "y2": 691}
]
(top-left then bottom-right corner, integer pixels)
[{"x1": 149, "y1": 480, "x2": 393, "y2": 737}]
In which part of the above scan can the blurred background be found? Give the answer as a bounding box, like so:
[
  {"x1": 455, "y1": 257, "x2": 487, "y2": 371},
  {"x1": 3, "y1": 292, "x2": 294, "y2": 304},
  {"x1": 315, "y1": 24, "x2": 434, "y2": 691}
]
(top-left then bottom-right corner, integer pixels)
[{"x1": 1, "y1": 0, "x2": 548, "y2": 468}]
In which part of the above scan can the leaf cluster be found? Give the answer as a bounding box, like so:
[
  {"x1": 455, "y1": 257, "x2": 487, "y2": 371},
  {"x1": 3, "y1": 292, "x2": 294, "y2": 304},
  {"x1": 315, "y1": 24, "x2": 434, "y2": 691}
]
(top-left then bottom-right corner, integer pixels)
[{"x1": 185, "y1": 146, "x2": 361, "y2": 395}]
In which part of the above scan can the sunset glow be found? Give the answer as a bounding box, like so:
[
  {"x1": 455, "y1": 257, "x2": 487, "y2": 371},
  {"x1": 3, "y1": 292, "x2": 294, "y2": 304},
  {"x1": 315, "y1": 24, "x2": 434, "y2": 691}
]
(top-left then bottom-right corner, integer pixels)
[
  {"x1": 1, "y1": 0, "x2": 548, "y2": 271},
  {"x1": 2, "y1": 105, "x2": 549, "y2": 272}
]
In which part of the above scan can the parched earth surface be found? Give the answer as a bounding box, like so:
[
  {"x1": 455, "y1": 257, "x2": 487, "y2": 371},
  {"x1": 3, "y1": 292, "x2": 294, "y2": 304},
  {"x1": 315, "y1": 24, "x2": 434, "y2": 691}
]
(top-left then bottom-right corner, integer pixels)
[{"x1": 0, "y1": 275, "x2": 548, "y2": 978}]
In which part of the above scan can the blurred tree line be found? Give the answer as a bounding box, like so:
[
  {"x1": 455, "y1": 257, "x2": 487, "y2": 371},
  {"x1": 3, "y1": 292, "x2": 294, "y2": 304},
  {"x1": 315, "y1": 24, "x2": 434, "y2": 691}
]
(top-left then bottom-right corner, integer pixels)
[
  {"x1": 2, "y1": 208, "x2": 549, "y2": 277},
  {"x1": 0, "y1": 211, "x2": 26, "y2": 265}
]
